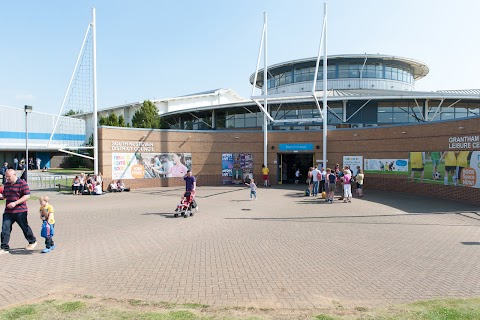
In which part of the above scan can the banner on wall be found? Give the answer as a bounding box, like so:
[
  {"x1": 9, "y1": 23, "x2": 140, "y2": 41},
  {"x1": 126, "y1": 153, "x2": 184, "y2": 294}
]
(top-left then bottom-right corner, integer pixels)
[
  {"x1": 222, "y1": 153, "x2": 253, "y2": 184},
  {"x1": 343, "y1": 156, "x2": 363, "y2": 172},
  {"x1": 112, "y1": 152, "x2": 192, "y2": 179},
  {"x1": 364, "y1": 158, "x2": 409, "y2": 173},
  {"x1": 409, "y1": 151, "x2": 480, "y2": 188}
]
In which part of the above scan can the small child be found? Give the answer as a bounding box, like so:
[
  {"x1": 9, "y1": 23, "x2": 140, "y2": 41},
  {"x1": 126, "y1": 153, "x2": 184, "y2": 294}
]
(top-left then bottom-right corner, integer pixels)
[
  {"x1": 245, "y1": 178, "x2": 257, "y2": 200},
  {"x1": 39, "y1": 196, "x2": 55, "y2": 253}
]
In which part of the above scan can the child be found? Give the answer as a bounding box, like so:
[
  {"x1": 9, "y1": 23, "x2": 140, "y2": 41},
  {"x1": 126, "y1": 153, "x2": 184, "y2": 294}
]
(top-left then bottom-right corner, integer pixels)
[
  {"x1": 245, "y1": 178, "x2": 257, "y2": 200},
  {"x1": 39, "y1": 196, "x2": 55, "y2": 253}
]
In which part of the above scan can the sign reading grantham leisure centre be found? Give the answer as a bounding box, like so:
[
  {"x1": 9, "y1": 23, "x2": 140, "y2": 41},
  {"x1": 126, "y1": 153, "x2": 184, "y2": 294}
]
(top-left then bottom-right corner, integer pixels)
[{"x1": 448, "y1": 135, "x2": 480, "y2": 149}]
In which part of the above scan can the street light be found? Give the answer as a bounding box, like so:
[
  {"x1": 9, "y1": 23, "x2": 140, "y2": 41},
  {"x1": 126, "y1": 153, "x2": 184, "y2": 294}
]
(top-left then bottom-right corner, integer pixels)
[{"x1": 24, "y1": 105, "x2": 33, "y2": 182}]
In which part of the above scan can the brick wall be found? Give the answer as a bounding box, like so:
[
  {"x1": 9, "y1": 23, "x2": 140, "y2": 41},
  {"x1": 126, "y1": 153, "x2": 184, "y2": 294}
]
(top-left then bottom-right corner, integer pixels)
[{"x1": 99, "y1": 116, "x2": 480, "y2": 205}]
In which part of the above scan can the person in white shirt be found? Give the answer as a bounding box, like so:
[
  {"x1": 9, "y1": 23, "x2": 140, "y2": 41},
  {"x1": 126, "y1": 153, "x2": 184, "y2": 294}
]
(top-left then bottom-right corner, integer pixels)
[
  {"x1": 94, "y1": 182, "x2": 102, "y2": 195},
  {"x1": 295, "y1": 169, "x2": 301, "y2": 184},
  {"x1": 311, "y1": 166, "x2": 320, "y2": 197}
]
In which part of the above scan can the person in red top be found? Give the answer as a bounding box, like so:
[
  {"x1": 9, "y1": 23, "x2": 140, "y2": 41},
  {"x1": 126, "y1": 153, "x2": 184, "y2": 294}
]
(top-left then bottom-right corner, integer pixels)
[{"x1": 0, "y1": 169, "x2": 37, "y2": 255}]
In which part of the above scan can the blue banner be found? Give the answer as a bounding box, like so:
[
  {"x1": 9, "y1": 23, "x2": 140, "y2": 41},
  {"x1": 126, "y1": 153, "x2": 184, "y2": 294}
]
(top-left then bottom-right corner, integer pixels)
[{"x1": 278, "y1": 143, "x2": 314, "y2": 151}]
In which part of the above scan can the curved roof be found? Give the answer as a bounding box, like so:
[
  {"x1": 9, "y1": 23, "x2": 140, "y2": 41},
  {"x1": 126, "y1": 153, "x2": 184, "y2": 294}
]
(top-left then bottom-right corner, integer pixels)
[{"x1": 249, "y1": 54, "x2": 430, "y2": 85}]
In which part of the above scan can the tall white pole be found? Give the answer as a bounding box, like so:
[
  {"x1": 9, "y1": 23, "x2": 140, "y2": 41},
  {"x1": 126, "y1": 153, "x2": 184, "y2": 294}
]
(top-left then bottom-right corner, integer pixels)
[
  {"x1": 322, "y1": 3, "x2": 328, "y2": 168},
  {"x1": 92, "y1": 7, "x2": 99, "y2": 175},
  {"x1": 263, "y1": 12, "x2": 268, "y2": 170},
  {"x1": 25, "y1": 111, "x2": 29, "y2": 181}
]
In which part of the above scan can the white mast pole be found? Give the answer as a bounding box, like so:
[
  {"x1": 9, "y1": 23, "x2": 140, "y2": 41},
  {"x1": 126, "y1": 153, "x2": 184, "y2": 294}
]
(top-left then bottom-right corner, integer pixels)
[
  {"x1": 263, "y1": 12, "x2": 268, "y2": 171},
  {"x1": 322, "y1": 3, "x2": 328, "y2": 168},
  {"x1": 92, "y1": 7, "x2": 99, "y2": 175}
]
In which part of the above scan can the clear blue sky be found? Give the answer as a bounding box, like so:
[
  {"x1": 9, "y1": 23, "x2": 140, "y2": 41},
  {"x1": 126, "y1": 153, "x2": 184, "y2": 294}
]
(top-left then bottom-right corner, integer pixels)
[{"x1": 1, "y1": 0, "x2": 479, "y2": 115}]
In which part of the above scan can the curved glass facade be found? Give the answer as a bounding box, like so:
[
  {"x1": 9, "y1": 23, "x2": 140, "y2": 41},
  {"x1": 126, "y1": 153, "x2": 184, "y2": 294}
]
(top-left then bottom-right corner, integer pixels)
[
  {"x1": 164, "y1": 101, "x2": 480, "y2": 131},
  {"x1": 266, "y1": 62, "x2": 414, "y2": 89}
]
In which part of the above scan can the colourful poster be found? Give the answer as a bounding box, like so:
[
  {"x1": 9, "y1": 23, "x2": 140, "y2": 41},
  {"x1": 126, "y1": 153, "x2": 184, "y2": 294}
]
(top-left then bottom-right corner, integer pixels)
[
  {"x1": 409, "y1": 151, "x2": 480, "y2": 188},
  {"x1": 221, "y1": 153, "x2": 253, "y2": 184},
  {"x1": 112, "y1": 152, "x2": 192, "y2": 179},
  {"x1": 364, "y1": 159, "x2": 409, "y2": 174}
]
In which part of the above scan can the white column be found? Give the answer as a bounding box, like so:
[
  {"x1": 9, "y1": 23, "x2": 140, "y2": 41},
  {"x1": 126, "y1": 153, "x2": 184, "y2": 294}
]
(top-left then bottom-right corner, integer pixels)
[
  {"x1": 322, "y1": 3, "x2": 328, "y2": 168},
  {"x1": 263, "y1": 12, "x2": 268, "y2": 168},
  {"x1": 92, "y1": 7, "x2": 99, "y2": 175}
]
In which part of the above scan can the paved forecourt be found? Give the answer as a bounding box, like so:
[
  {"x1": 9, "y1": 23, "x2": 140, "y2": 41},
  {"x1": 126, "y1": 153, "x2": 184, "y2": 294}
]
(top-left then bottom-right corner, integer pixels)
[{"x1": 0, "y1": 185, "x2": 479, "y2": 309}]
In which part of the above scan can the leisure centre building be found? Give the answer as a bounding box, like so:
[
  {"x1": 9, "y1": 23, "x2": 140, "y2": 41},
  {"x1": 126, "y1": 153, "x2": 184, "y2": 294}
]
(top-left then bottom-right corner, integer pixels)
[{"x1": 95, "y1": 54, "x2": 480, "y2": 204}]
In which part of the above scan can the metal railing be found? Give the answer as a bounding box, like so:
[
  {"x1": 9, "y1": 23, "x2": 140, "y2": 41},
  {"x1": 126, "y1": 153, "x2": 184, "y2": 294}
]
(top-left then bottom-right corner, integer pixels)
[{"x1": 27, "y1": 175, "x2": 71, "y2": 190}]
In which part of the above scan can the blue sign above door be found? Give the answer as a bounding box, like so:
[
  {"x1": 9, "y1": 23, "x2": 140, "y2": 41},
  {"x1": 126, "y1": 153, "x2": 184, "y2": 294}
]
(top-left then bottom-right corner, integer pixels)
[{"x1": 278, "y1": 143, "x2": 314, "y2": 151}]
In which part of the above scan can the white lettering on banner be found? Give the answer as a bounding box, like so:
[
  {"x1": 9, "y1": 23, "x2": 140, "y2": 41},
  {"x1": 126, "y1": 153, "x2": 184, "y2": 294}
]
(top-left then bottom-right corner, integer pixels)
[
  {"x1": 448, "y1": 135, "x2": 480, "y2": 149},
  {"x1": 111, "y1": 141, "x2": 154, "y2": 152}
]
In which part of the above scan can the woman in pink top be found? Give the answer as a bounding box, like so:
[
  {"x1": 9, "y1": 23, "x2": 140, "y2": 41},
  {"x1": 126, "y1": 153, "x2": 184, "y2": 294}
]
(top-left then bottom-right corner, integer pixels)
[
  {"x1": 341, "y1": 169, "x2": 352, "y2": 203},
  {"x1": 169, "y1": 153, "x2": 188, "y2": 177}
]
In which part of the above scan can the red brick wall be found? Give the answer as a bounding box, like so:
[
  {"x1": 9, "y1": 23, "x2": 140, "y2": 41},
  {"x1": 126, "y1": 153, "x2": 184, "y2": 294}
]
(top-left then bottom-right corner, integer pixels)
[{"x1": 99, "y1": 117, "x2": 480, "y2": 205}]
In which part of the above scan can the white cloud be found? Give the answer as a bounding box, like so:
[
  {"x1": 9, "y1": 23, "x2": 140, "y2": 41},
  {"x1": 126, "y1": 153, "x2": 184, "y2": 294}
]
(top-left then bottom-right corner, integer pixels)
[{"x1": 14, "y1": 93, "x2": 35, "y2": 101}]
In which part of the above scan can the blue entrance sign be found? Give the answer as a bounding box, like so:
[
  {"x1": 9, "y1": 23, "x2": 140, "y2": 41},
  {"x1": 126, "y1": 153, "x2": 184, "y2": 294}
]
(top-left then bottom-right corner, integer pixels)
[{"x1": 278, "y1": 143, "x2": 314, "y2": 151}]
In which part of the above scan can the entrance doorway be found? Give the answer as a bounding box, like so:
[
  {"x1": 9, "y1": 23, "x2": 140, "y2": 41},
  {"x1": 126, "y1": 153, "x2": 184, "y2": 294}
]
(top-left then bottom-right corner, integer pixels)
[{"x1": 278, "y1": 153, "x2": 314, "y2": 184}]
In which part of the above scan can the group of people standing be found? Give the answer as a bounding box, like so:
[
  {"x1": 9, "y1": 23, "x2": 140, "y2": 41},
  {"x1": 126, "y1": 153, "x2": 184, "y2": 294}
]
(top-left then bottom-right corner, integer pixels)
[{"x1": 305, "y1": 164, "x2": 365, "y2": 203}]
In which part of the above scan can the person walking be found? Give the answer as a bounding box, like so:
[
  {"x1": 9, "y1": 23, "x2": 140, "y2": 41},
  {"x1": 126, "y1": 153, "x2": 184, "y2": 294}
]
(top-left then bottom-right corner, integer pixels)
[
  {"x1": 1, "y1": 163, "x2": 8, "y2": 185},
  {"x1": 294, "y1": 168, "x2": 301, "y2": 184},
  {"x1": 13, "y1": 157, "x2": 18, "y2": 171},
  {"x1": 183, "y1": 170, "x2": 198, "y2": 210},
  {"x1": 245, "y1": 178, "x2": 257, "y2": 200},
  {"x1": 39, "y1": 196, "x2": 56, "y2": 253},
  {"x1": 0, "y1": 169, "x2": 37, "y2": 254}
]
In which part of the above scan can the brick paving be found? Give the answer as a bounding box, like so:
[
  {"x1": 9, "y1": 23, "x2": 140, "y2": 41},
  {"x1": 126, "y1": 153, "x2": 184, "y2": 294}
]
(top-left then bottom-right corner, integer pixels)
[{"x1": 0, "y1": 186, "x2": 479, "y2": 309}]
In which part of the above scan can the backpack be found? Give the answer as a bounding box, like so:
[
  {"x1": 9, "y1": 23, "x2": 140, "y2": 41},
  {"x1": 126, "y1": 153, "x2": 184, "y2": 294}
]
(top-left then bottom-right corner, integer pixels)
[
  {"x1": 317, "y1": 172, "x2": 322, "y2": 180},
  {"x1": 304, "y1": 189, "x2": 310, "y2": 197},
  {"x1": 40, "y1": 221, "x2": 54, "y2": 238}
]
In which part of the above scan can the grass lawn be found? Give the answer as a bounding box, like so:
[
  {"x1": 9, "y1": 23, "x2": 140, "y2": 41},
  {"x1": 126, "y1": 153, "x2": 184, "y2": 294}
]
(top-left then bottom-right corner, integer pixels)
[{"x1": 0, "y1": 295, "x2": 479, "y2": 320}]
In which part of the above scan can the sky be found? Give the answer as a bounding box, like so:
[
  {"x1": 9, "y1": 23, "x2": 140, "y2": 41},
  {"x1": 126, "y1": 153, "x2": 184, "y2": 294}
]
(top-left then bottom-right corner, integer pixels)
[{"x1": 1, "y1": 0, "x2": 479, "y2": 115}]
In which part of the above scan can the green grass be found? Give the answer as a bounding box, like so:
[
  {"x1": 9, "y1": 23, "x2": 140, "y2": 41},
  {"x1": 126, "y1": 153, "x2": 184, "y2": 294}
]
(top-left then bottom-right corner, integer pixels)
[{"x1": 0, "y1": 297, "x2": 479, "y2": 320}]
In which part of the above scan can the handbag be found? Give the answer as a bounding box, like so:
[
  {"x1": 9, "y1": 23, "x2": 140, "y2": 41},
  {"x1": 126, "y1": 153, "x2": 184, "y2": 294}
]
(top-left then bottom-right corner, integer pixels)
[{"x1": 40, "y1": 221, "x2": 54, "y2": 238}]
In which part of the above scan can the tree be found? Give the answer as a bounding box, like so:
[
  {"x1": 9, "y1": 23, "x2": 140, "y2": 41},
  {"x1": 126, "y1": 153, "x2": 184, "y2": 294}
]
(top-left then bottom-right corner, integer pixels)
[
  {"x1": 132, "y1": 100, "x2": 160, "y2": 128},
  {"x1": 118, "y1": 115, "x2": 126, "y2": 127},
  {"x1": 63, "y1": 109, "x2": 79, "y2": 116},
  {"x1": 99, "y1": 113, "x2": 127, "y2": 127}
]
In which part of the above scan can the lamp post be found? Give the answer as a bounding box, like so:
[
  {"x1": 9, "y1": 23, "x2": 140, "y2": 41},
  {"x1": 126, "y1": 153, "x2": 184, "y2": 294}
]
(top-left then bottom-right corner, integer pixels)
[{"x1": 24, "y1": 105, "x2": 33, "y2": 181}]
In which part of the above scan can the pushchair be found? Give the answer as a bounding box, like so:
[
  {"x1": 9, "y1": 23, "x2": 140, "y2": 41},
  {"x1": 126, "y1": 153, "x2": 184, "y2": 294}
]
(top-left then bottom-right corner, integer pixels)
[{"x1": 174, "y1": 191, "x2": 198, "y2": 218}]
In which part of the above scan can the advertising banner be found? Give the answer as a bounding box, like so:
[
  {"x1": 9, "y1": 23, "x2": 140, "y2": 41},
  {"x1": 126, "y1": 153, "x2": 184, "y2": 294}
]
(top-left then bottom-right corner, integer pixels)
[
  {"x1": 410, "y1": 151, "x2": 480, "y2": 188},
  {"x1": 112, "y1": 152, "x2": 192, "y2": 180},
  {"x1": 364, "y1": 158, "x2": 409, "y2": 174},
  {"x1": 222, "y1": 153, "x2": 253, "y2": 184}
]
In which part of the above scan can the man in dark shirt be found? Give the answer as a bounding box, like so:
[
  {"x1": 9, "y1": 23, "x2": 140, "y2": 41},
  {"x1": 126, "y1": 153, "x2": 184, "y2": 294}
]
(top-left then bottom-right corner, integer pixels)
[
  {"x1": 183, "y1": 170, "x2": 198, "y2": 210},
  {"x1": 184, "y1": 170, "x2": 196, "y2": 192},
  {"x1": 0, "y1": 169, "x2": 37, "y2": 254}
]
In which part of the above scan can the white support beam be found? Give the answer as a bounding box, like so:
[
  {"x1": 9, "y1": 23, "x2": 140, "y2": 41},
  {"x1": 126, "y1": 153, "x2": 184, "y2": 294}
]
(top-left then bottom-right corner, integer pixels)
[
  {"x1": 58, "y1": 149, "x2": 94, "y2": 160},
  {"x1": 414, "y1": 98, "x2": 425, "y2": 121},
  {"x1": 346, "y1": 99, "x2": 371, "y2": 122},
  {"x1": 430, "y1": 99, "x2": 445, "y2": 121},
  {"x1": 430, "y1": 99, "x2": 461, "y2": 121},
  {"x1": 188, "y1": 112, "x2": 213, "y2": 128},
  {"x1": 313, "y1": 94, "x2": 324, "y2": 120},
  {"x1": 253, "y1": 99, "x2": 275, "y2": 122}
]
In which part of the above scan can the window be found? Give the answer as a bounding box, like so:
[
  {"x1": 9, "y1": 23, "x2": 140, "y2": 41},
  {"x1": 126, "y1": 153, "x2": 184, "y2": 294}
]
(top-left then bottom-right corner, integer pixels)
[
  {"x1": 349, "y1": 64, "x2": 360, "y2": 78},
  {"x1": 338, "y1": 65, "x2": 349, "y2": 78}
]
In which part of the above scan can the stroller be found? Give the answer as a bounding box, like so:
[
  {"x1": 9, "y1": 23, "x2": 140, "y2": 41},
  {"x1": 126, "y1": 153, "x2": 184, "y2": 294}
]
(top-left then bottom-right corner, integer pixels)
[{"x1": 174, "y1": 191, "x2": 198, "y2": 218}]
